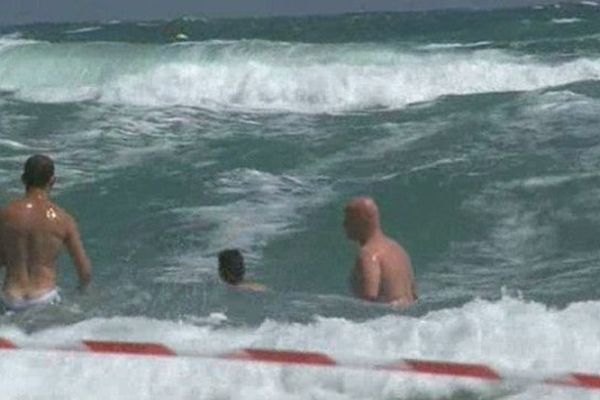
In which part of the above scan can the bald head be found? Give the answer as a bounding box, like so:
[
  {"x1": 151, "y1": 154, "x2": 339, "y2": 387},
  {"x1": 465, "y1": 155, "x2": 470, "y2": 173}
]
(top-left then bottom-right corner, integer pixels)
[
  {"x1": 346, "y1": 197, "x2": 380, "y2": 220},
  {"x1": 344, "y1": 197, "x2": 381, "y2": 243}
]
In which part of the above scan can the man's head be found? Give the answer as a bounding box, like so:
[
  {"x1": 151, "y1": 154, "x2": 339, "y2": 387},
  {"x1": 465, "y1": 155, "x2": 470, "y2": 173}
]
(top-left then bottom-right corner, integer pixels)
[
  {"x1": 218, "y1": 249, "x2": 245, "y2": 285},
  {"x1": 343, "y1": 197, "x2": 381, "y2": 243},
  {"x1": 22, "y1": 154, "x2": 55, "y2": 190}
]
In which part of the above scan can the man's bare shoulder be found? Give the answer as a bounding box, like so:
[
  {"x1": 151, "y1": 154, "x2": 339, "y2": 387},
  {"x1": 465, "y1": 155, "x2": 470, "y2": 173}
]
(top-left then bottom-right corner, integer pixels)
[
  {"x1": 52, "y1": 203, "x2": 74, "y2": 222},
  {"x1": 49, "y1": 204, "x2": 77, "y2": 237},
  {"x1": 2, "y1": 198, "x2": 25, "y2": 212},
  {"x1": 0, "y1": 199, "x2": 29, "y2": 223}
]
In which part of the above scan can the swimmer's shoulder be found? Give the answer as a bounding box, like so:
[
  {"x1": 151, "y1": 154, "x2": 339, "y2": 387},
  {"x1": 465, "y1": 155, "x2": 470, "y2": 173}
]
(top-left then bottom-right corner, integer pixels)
[{"x1": 233, "y1": 282, "x2": 268, "y2": 293}]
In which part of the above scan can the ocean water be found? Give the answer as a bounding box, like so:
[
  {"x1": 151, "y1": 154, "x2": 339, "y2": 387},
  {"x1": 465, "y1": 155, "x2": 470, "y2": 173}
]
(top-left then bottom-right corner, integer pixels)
[{"x1": 2, "y1": 3, "x2": 600, "y2": 399}]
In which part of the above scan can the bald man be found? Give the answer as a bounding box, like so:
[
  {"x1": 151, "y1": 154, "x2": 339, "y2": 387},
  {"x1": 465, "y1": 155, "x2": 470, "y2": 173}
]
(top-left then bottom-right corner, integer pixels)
[{"x1": 344, "y1": 197, "x2": 417, "y2": 306}]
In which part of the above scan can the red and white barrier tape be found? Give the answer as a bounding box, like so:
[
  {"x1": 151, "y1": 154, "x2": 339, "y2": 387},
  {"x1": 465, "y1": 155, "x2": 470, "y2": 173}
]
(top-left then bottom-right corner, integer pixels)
[{"x1": 0, "y1": 337, "x2": 599, "y2": 391}]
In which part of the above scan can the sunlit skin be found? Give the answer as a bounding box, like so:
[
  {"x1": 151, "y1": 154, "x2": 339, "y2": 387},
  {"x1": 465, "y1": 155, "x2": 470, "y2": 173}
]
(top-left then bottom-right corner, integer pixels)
[
  {"x1": 218, "y1": 252, "x2": 267, "y2": 293},
  {"x1": 229, "y1": 282, "x2": 268, "y2": 293},
  {"x1": 0, "y1": 167, "x2": 91, "y2": 303},
  {"x1": 219, "y1": 265, "x2": 267, "y2": 292},
  {"x1": 345, "y1": 197, "x2": 417, "y2": 307}
]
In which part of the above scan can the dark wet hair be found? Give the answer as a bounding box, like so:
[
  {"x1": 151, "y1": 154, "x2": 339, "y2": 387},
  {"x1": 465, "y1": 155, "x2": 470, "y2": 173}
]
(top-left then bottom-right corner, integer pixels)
[
  {"x1": 218, "y1": 249, "x2": 245, "y2": 285},
  {"x1": 22, "y1": 154, "x2": 54, "y2": 189}
]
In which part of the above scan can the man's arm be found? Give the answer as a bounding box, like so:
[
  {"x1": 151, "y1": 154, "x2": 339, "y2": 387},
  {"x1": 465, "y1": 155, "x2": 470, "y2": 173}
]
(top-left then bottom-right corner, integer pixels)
[
  {"x1": 355, "y1": 251, "x2": 381, "y2": 302},
  {"x1": 64, "y1": 216, "x2": 92, "y2": 288}
]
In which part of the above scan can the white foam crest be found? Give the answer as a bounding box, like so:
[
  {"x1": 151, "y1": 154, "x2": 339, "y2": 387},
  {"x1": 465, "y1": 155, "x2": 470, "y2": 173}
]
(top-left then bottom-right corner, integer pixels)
[
  {"x1": 2, "y1": 41, "x2": 600, "y2": 112},
  {"x1": 1, "y1": 296, "x2": 600, "y2": 399},
  {"x1": 15, "y1": 86, "x2": 100, "y2": 103},
  {"x1": 0, "y1": 35, "x2": 38, "y2": 54},
  {"x1": 551, "y1": 18, "x2": 582, "y2": 24},
  {"x1": 509, "y1": 173, "x2": 600, "y2": 189},
  {"x1": 99, "y1": 53, "x2": 600, "y2": 113},
  {"x1": 410, "y1": 157, "x2": 468, "y2": 173},
  {"x1": 418, "y1": 41, "x2": 492, "y2": 50},
  {"x1": 0, "y1": 138, "x2": 30, "y2": 150},
  {"x1": 64, "y1": 26, "x2": 102, "y2": 34}
]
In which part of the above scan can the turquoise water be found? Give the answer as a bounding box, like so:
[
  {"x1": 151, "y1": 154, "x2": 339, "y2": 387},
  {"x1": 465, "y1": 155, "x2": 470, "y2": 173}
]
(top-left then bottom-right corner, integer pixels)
[{"x1": 1, "y1": 4, "x2": 600, "y2": 399}]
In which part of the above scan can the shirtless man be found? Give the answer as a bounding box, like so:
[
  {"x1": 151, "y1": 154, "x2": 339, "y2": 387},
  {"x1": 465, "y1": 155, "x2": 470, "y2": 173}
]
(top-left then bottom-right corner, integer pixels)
[
  {"x1": 0, "y1": 155, "x2": 92, "y2": 312},
  {"x1": 344, "y1": 197, "x2": 416, "y2": 306}
]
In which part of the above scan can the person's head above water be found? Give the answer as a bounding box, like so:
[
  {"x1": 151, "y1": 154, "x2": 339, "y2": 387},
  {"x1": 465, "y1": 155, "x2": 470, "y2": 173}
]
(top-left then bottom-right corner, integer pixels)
[
  {"x1": 218, "y1": 249, "x2": 245, "y2": 285},
  {"x1": 22, "y1": 154, "x2": 55, "y2": 190},
  {"x1": 343, "y1": 197, "x2": 382, "y2": 244}
]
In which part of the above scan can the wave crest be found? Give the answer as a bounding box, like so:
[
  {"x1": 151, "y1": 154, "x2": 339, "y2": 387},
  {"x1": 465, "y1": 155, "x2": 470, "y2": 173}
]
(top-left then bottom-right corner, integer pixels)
[{"x1": 1, "y1": 38, "x2": 600, "y2": 112}]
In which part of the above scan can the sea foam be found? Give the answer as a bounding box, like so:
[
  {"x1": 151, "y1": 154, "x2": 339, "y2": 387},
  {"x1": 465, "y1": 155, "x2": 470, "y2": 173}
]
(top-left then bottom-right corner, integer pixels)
[
  {"x1": 1, "y1": 296, "x2": 599, "y2": 399},
  {"x1": 1, "y1": 39, "x2": 600, "y2": 113}
]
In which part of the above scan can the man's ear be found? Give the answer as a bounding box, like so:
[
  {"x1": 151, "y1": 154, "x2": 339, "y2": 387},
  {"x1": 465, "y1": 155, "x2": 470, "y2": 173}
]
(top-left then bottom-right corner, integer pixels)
[{"x1": 49, "y1": 176, "x2": 56, "y2": 187}]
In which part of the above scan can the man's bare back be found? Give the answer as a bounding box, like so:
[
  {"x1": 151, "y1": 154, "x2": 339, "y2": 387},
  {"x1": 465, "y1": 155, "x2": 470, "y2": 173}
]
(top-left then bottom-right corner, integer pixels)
[
  {"x1": 0, "y1": 155, "x2": 91, "y2": 311},
  {"x1": 345, "y1": 197, "x2": 417, "y2": 306}
]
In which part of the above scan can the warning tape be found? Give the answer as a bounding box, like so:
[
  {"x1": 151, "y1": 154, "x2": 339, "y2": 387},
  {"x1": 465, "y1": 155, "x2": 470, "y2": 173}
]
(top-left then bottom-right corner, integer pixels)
[{"x1": 0, "y1": 337, "x2": 598, "y2": 391}]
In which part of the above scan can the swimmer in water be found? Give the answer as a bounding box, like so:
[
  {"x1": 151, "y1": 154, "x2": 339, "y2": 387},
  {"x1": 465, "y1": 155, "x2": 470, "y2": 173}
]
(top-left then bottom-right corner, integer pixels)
[
  {"x1": 218, "y1": 249, "x2": 266, "y2": 292},
  {"x1": 0, "y1": 155, "x2": 92, "y2": 312},
  {"x1": 344, "y1": 197, "x2": 417, "y2": 307}
]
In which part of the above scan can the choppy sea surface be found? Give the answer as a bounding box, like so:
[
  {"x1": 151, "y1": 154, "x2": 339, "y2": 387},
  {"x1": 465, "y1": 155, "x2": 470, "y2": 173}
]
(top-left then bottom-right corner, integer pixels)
[{"x1": 2, "y1": 3, "x2": 600, "y2": 399}]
